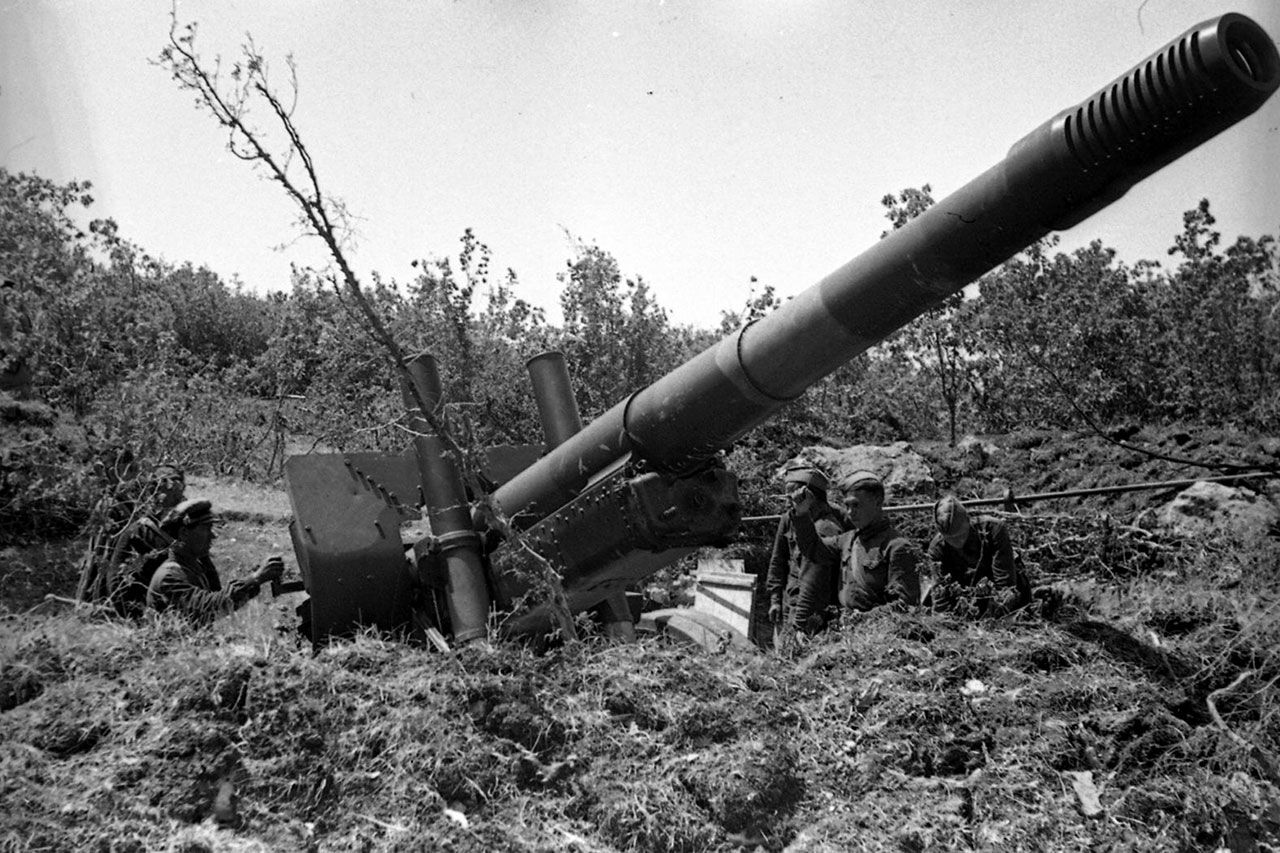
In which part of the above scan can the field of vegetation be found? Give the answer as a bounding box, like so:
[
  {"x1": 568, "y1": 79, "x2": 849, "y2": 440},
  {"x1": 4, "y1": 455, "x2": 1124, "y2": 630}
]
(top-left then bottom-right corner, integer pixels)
[
  {"x1": 3, "y1": 35, "x2": 1280, "y2": 846},
  {"x1": 2, "y1": 432, "x2": 1279, "y2": 851}
]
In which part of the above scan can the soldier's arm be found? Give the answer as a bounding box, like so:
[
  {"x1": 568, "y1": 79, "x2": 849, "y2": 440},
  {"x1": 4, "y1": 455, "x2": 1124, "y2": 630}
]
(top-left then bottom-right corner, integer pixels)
[
  {"x1": 988, "y1": 520, "x2": 1018, "y2": 589},
  {"x1": 790, "y1": 510, "x2": 842, "y2": 564},
  {"x1": 884, "y1": 539, "x2": 921, "y2": 606},
  {"x1": 926, "y1": 535, "x2": 946, "y2": 565},
  {"x1": 789, "y1": 520, "x2": 840, "y2": 627},
  {"x1": 149, "y1": 565, "x2": 260, "y2": 624},
  {"x1": 764, "y1": 516, "x2": 790, "y2": 607}
]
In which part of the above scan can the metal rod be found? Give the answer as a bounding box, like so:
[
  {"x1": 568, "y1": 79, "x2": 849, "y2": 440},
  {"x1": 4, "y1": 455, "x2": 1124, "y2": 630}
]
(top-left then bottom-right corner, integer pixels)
[{"x1": 739, "y1": 470, "x2": 1276, "y2": 523}]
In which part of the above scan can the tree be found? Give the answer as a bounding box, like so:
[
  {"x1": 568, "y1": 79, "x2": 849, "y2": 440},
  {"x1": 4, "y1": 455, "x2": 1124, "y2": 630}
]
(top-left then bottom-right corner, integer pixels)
[
  {"x1": 969, "y1": 237, "x2": 1156, "y2": 428},
  {"x1": 157, "y1": 17, "x2": 581, "y2": 639},
  {"x1": 557, "y1": 237, "x2": 691, "y2": 417},
  {"x1": 966, "y1": 202, "x2": 1280, "y2": 434},
  {"x1": 876, "y1": 184, "x2": 976, "y2": 445},
  {"x1": 717, "y1": 276, "x2": 780, "y2": 336},
  {"x1": 1154, "y1": 199, "x2": 1280, "y2": 427}
]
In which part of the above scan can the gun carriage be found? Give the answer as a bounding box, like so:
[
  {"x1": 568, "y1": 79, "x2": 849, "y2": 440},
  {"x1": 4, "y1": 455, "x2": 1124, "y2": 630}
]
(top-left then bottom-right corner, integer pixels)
[{"x1": 283, "y1": 13, "x2": 1280, "y2": 645}]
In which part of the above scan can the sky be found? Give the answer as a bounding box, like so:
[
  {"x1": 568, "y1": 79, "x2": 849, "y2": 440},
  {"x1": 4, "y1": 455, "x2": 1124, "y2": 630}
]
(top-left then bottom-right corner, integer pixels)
[{"x1": 4, "y1": 0, "x2": 1280, "y2": 329}]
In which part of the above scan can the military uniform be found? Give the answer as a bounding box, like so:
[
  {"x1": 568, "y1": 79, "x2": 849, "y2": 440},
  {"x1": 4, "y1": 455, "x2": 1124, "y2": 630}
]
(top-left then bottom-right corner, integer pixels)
[
  {"x1": 765, "y1": 507, "x2": 844, "y2": 633},
  {"x1": 793, "y1": 515, "x2": 920, "y2": 612},
  {"x1": 147, "y1": 541, "x2": 262, "y2": 623},
  {"x1": 927, "y1": 515, "x2": 1031, "y2": 614},
  {"x1": 144, "y1": 498, "x2": 278, "y2": 624}
]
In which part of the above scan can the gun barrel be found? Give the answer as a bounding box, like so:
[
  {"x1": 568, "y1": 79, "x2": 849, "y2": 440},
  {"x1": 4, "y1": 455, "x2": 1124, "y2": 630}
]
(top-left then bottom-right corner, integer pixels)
[{"x1": 492, "y1": 13, "x2": 1279, "y2": 523}]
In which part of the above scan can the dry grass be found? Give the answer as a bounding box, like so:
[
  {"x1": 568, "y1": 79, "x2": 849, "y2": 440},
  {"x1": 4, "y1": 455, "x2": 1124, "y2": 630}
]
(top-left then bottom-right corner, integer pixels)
[
  {"x1": 185, "y1": 475, "x2": 293, "y2": 524},
  {"x1": 2, "y1": 495, "x2": 1279, "y2": 850}
]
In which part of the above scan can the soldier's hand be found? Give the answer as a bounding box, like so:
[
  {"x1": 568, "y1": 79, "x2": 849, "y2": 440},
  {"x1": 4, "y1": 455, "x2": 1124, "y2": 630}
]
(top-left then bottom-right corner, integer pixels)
[
  {"x1": 768, "y1": 603, "x2": 783, "y2": 624},
  {"x1": 253, "y1": 555, "x2": 285, "y2": 585},
  {"x1": 990, "y1": 587, "x2": 1022, "y2": 618},
  {"x1": 789, "y1": 486, "x2": 816, "y2": 516},
  {"x1": 931, "y1": 581, "x2": 957, "y2": 611}
]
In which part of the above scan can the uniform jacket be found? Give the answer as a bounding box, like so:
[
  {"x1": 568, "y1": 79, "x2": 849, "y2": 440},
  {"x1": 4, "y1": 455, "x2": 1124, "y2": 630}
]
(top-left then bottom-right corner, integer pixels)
[
  {"x1": 927, "y1": 516, "x2": 1021, "y2": 590},
  {"x1": 147, "y1": 542, "x2": 259, "y2": 623},
  {"x1": 794, "y1": 514, "x2": 920, "y2": 612},
  {"x1": 765, "y1": 505, "x2": 845, "y2": 630}
]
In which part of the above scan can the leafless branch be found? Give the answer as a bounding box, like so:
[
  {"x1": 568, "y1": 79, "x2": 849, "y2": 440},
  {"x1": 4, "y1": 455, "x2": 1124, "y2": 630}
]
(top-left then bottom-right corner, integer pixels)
[{"x1": 155, "y1": 10, "x2": 577, "y2": 640}]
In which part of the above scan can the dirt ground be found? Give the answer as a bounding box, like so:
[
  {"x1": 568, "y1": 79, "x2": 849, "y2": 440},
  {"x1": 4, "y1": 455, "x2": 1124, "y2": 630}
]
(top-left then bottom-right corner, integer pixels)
[{"x1": 1, "y1": 427, "x2": 1278, "y2": 852}]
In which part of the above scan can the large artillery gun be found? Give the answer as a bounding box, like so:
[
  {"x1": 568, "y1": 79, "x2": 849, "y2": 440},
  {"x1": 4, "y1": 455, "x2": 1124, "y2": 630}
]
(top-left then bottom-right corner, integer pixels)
[{"x1": 284, "y1": 13, "x2": 1280, "y2": 645}]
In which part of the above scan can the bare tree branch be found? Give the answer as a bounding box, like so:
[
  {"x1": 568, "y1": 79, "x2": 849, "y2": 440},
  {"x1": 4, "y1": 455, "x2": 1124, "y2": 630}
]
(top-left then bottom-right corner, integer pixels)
[{"x1": 155, "y1": 9, "x2": 578, "y2": 641}]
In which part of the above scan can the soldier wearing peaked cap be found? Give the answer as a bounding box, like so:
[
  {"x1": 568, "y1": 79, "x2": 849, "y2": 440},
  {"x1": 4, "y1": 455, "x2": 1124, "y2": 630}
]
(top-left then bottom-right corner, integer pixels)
[
  {"x1": 766, "y1": 465, "x2": 848, "y2": 647},
  {"x1": 791, "y1": 470, "x2": 920, "y2": 615},
  {"x1": 146, "y1": 499, "x2": 285, "y2": 623}
]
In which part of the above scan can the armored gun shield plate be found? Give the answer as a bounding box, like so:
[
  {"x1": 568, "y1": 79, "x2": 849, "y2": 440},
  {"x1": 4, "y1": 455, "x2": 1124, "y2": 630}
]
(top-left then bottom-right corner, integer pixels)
[{"x1": 285, "y1": 452, "x2": 422, "y2": 640}]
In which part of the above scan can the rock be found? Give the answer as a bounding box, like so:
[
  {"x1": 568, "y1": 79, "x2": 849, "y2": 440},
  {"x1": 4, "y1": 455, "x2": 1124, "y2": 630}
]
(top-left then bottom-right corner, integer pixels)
[
  {"x1": 211, "y1": 777, "x2": 237, "y2": 826},
  {"x1": 795, "y1": 442, "x2": 936, "y2": 501},
  {"x1": 1259, "y1": 436, "x2": 1280, "y2": 458},
  {"x1": 1064, "y1": 770, "x2": 1105, "y2": 817},
  {"x1": 957, "y1": 435, "x2": 1000, "y2": 459},
  {"x1": 1158, "y1": 482, "x2": 1280, "y2": 544}
]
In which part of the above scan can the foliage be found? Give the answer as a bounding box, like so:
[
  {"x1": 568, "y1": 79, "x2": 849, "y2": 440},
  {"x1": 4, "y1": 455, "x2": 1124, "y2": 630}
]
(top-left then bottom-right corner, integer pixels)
[
  {"x1": 3, "y1": 512, "x2": 1278, "y2": 850},
  {"x1": 716, "y1": 276, "x2": 780, "y2": 336},
  {"x1": 971, "y1": 237, "x2": 1145, "y2": 428},
  {"x1": 558, "y1": 235, "x2": 699, "y2": 418},
  {"x1": 969, "y1": 202, "x2": 1280, "y2": 433},
  {"x1": 6, "y1": 25, "x2": 1280, "y2": 551}
]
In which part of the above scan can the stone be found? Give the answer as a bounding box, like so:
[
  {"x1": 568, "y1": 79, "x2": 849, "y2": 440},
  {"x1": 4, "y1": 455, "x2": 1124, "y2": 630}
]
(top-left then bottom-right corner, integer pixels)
[
  {"x1": 785, "y1": 442, "x2": 936, "y2": 501},
  {"x1": 1158, "y1": 482, "x2": 1280, "y2": 545}
]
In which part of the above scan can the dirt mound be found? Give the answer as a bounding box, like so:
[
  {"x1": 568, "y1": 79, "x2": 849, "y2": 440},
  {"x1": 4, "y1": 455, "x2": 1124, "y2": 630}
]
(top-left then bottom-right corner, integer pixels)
[
  {"x1": 918, "y1": 425, "x2": 1279, "y2": 518},
  {"x1": 3, "y1": 541, "x2": 1278, "y2": 853},
  {"x1": 3, "y1": 425, "x2": 1279, "y2": 851}
]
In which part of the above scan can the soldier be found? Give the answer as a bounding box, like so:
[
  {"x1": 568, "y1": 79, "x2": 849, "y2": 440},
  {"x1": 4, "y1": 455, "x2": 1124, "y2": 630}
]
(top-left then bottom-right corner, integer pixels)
[
  {"x1": 108, "y1": 464, "x2": 188, "y2": 563},
  {"x1": 765, "y1": 466, "x2": 845, "y2": 647},
  {"x1": 146, "y1": 499, "x2": 284, "y2": 623},
  {"x1": 791, "y1": 470, "x2": 920, "y2": 615},
  {"x1": 76, "y1": 460, "x2": 183, "y2": 604},
  {"x1": 927, "y1": 495, "x2": 1032, "y2": 617}
]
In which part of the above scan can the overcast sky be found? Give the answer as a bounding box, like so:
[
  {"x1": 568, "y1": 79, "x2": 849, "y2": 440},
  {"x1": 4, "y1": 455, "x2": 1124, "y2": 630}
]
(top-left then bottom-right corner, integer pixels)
[{"x1": 4, "y1": 0, "x2": 1279, "y2": 328}]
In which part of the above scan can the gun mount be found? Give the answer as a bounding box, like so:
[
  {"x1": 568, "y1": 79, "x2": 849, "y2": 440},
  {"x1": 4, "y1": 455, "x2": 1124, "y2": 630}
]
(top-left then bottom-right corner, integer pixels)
[{"x1": 284, "y1": 13, "x2": 1280, "y2": 644}]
